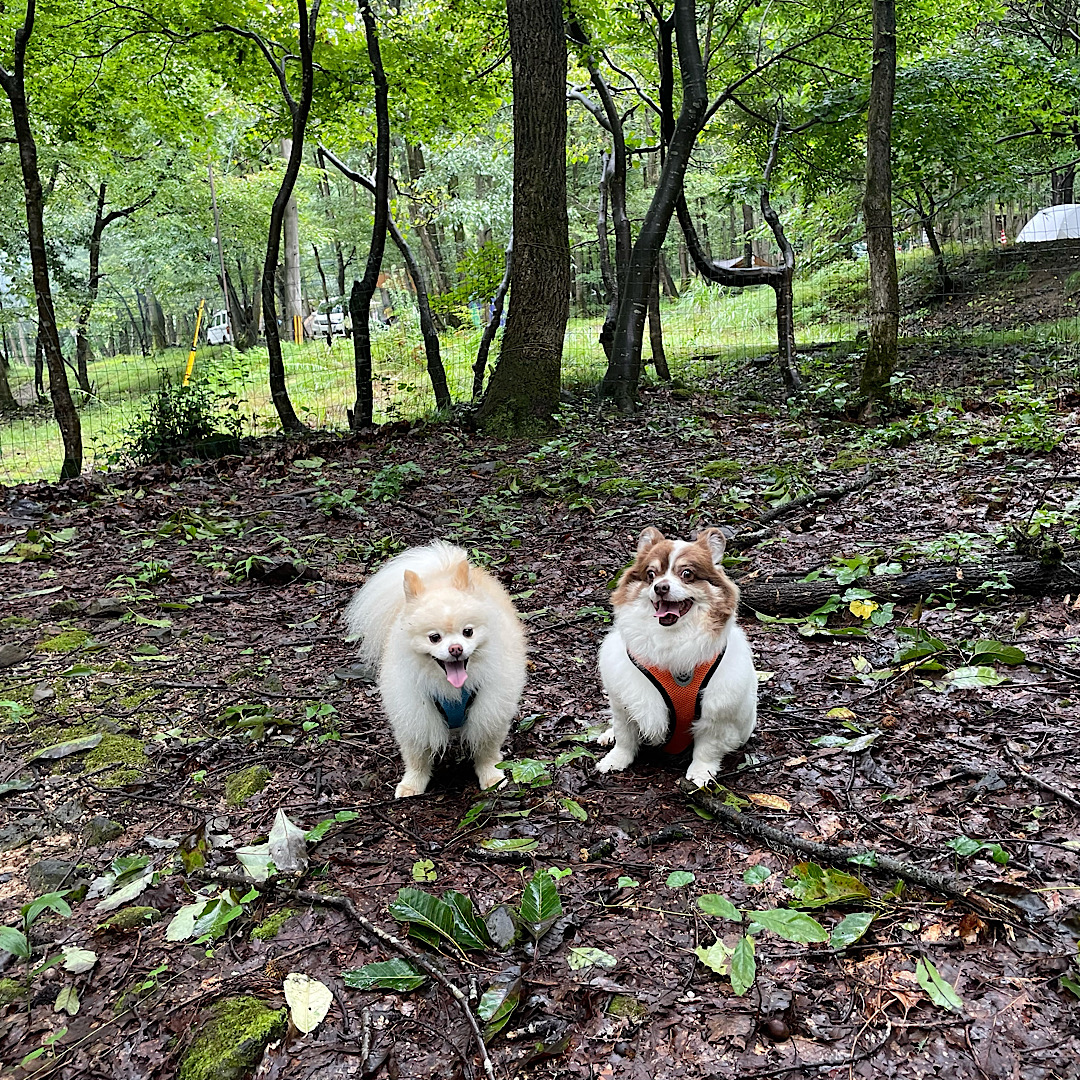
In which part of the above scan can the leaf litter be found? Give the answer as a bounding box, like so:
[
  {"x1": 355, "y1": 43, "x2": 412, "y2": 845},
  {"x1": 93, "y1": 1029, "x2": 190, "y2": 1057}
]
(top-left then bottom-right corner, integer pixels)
[{"x1": 0, "y1": 360, "x2": 1078, "y2": 1079}]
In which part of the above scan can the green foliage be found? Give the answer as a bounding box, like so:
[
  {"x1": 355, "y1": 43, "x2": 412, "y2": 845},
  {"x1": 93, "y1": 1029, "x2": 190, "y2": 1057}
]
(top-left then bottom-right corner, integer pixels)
[
  {"x1": 430, "y1": 242, "x2": 507, "y2": 318},
  {"x1": 118, "y1": 375, "x2": 242, "y2": 465}
]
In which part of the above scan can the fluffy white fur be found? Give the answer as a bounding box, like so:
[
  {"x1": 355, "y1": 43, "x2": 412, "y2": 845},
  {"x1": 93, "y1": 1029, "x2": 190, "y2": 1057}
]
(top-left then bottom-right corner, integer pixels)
[
  {"x1": 596, "y1": 528, "x2": 757, "y2": 786},
  {"x1": 344, "y1": 541, "x2": 527, "y2": 798}
]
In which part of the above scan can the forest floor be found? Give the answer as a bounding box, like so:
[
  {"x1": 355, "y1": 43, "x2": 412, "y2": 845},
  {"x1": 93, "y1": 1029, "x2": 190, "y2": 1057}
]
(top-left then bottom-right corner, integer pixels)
[{"x1": 1, "y1": 348, "x2": 1079, "y2": 1080}]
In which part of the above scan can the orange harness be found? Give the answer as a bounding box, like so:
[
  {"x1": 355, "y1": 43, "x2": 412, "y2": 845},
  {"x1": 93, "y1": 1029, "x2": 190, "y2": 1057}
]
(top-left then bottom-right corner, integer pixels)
[{"x1": 627, "y1": 648, "x2": 726, "y2": 754}]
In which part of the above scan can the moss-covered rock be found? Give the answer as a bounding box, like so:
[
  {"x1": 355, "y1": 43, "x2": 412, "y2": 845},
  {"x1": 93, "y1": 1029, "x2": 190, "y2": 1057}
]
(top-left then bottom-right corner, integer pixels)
[
  {"x1": 178, "y1": 996, "x2": 287, "y2": 1080},
  {"x1": 608, "y1": 994, "x2": 648, "y2": 1023},
  {"x1": 84, "y1": 734, "x2": 149, "y2": 786},
  {"x1": 85, "y1": 815, "x2": 124, "y2": 845},
  {"x1": 225, "y1": 766, "x2": 271, "y2": 807},
  {"x1": 98, "y1": 906, "x2": 161, "y2": 932},
  {"x1": 34, "y1": 630, "x2": 93, "y2": 654},
  {"x1": 0, "y1": 977, "x2": 25, "y2": 1004},
  {"x1": 250, "y1": 908, "x2": 295, "y2": 941}
]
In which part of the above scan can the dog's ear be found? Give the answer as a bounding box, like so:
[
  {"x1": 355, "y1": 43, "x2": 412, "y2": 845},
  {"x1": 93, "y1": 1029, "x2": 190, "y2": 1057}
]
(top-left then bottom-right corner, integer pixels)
[
  {"x1": 450, "y1": 560, "x2": 471, "y2": 591},
  {"x1": 636, "y1": 526, "x2": 665, "y2": 555},
  {"x1": 403, "y1": 569, "x2": 424, "y2": 600},
  {"x1": 697, "y1": 527, "x2": 727, "y2": 566}
]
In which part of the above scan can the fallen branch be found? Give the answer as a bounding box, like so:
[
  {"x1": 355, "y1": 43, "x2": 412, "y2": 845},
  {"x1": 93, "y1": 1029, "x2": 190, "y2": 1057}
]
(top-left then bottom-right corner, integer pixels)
[
  {"x1": 729, "y1": 471, "x2": 875, "y2": 550},
  {"x1": 737, "y1": 552, "x2": 1080, "y2": 615},
  {"x1": 679, "y1": 782, "x2": 1018, "y2": 921},
  {"x1": 196, "y1": 870, "x2": 494, "y2": 1080},
  {"x1": 1001, "y1": 744, "x2": 1080, "y2": 813}
]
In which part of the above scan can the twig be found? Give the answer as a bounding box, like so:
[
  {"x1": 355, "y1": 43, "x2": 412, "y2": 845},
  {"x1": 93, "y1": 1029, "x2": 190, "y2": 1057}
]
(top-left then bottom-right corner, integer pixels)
[
  {"x1": 728, "y1": 470, "x2": 876, "y2": 549},
  {"x1": 1001, "y1": 744, "x2": 1080, "y2": 812},
  {"x1": 680, "y1": 782, "x2": 1018, "y2": 922},
  {"x1": 195, "y1": 870, "x2": 495, "y2": 1080}
]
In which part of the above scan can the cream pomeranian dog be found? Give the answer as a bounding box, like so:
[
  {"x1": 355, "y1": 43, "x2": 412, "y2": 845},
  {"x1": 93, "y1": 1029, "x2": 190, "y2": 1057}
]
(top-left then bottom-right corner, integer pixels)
[
  {"x1": 344, "y1": 542, "x2": 527, "y2": 798},
  {"x1": 596, "y1": 526, "x2": 757, "y2": 787}
]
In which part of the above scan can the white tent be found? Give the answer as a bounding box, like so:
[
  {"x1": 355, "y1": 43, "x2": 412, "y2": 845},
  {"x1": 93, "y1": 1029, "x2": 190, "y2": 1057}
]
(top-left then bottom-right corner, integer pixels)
[{"x1": 1016, "y1": 204, "x2": 1080, "y2": 243}]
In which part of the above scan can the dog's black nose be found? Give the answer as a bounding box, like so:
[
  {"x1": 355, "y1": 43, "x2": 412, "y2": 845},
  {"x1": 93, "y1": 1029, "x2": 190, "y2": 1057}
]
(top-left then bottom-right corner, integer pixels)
[
  {"x1": 654, "y1": 580, "x2": 670, "y2": 597},
  {"x1": 448, "y1": 643, "x2": 463, "y2": 658}
]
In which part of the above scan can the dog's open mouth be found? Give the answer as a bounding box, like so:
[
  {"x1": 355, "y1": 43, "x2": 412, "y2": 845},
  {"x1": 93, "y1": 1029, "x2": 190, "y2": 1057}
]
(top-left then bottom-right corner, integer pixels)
[
  {"x1": 653, "y1": 598, "x2": 693, "y2": 627},
  {"x1": 436, "y1": 657, "x2": 469, "y2": 688}
]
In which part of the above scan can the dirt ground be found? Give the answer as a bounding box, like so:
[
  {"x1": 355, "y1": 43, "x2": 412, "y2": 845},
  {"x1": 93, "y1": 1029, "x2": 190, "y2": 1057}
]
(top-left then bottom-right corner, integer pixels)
[{"x1": 1, "y1": 352, "x2": 1078, "y2": 1080}]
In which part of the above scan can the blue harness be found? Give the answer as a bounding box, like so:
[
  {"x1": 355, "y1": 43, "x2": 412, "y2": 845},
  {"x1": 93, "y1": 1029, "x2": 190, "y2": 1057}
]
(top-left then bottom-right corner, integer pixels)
[{"x1": 433, "y1": 688, "x2": 475, "y2": 729}]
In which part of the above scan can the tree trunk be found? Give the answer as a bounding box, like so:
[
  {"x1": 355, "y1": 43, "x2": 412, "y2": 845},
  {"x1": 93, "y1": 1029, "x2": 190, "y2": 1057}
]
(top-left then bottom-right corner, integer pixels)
[
  {"x1": 347, "y1": 2, "x2": 390, "y2": 430},
  {"x1": 647, "y1": 258, "x2": 670, "y2": 380},
  {"x1": 478, "y1": 0, "x2": 569, "y2": 429},
  {"x1": 406, "y1": 142, "x2": 451, "y2": 295},
  {"x1": 0, "y1": 7, "x2": 82, "y2": 477},
  {"x1": 601, "y1": 0, "x2": 707, "y2": 412},
  {"x1": 259, "y1": 0, "x2": 320, "y2": 433},
  {"x1": 75, "y1": 182, "x2": 107, "y2": 394},
  {"x1": 918, "y1": 194, "x2": 953, "y2": 299},
  {"x1": 741, "y1": 203, "x2": 754, "y2": 265},
  {"x1": 34, "y1": 335, "x2": 45, "y2": 401},
  {"x1": 659, "y1": 252, "x2": 679, "y2": 299},
  {"x1": 472, "y1": 233, "x2": 512, "y2": 398},
  {"x1": 859, "y1": 0, "x2": 899, "y2": 405},
  {"x1": 148, "y1": 289, "x2": 167, "y2": 352},
  {"x1": 0, "y1": 335, "x2": 17, "y2": 412},
  {"x1": 282, "y1": 137, "x2": 304, "y2": 337}
]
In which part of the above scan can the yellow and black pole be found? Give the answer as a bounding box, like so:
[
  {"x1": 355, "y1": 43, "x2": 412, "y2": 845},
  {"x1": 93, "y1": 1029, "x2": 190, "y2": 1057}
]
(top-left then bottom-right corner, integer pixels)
[
  {"x1": 183, "y1": 299, "x2": 206, "y2": 386},
  {"x1": 293, "y1": 313, "x2": 303, "y2": 344}
]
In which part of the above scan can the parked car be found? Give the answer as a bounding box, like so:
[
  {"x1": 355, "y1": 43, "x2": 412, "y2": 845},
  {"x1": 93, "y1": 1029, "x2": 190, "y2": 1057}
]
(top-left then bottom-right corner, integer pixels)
[
  {"x1": 205, "y1": 309, "x2": 233, "y2": 346},
  {"x1": 312, "y1": 302, "x2": 347, "y2": 338}
]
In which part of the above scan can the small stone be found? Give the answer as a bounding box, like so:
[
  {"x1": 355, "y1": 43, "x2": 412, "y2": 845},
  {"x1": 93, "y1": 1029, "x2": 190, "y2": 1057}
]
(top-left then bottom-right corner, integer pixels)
[
  {"x1": 761, "y1": 1018, "x2": 790, "y2": 1042},
  {"x1": 54, "y1": 799, "x2": 85, "y2": 825},
  {"x1": 85, "y1": 815, "x2": 124, "y2": 845},
  {"x1": 32, "y1": 684, "x2": 55, "y2": 703},
  {"x1": 485, "y1": 904, "x2": 520, "y2": 949},
  {"x1": 0, "y1": 644, "x2": 30, "y2": 669},
  {"x1": 27, "y1": 858, "x2": 78, "y2": 894},
  {"x1": 86, "y1": 597, "x2": 126, "y2": 618},
  {"x1": 224, "y1": 766, "x2": 271, "y2": 807},
  {"x1": 47, "y1": 600, "x2": 83, "y2": 618}
]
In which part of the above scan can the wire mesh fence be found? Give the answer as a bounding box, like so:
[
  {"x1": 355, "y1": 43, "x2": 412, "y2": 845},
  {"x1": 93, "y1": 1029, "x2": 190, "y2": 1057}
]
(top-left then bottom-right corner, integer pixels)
[{"x1": 2, "y1": 236, "x2": 1078, "y2": 486}]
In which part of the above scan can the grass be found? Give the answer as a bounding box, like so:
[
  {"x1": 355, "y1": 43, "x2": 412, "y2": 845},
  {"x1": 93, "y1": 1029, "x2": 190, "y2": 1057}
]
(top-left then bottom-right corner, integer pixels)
[{"x1": 3, "y1": 243, "x2": 1075, "y2": 483}]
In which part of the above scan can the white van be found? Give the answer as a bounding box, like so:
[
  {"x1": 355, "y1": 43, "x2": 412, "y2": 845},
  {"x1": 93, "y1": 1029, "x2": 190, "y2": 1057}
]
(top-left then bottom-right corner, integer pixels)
[
  {"x1": 312, "y1": 302, "x2": 347, "y2": 338},
  {"x1": 205, "y1": 309, "x2": 233, "y2": 345}
]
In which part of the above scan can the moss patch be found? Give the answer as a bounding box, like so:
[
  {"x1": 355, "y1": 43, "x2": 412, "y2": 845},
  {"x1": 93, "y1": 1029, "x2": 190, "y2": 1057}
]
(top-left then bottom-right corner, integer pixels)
[
  {"x1": 0, "y1": 977, "x2": 25, "y2": 1004},
  {"x1": 699, "y1": 459, "x2": 742, "y2": 480},
  {"x1": 178, "y1": 996, "x2": 287, "y2": 1080},
  {"x1": 98, "y1": 906, "x2": 161, "y2": 931},
  {"x1": 34, "y1": 630, "x2": 93, "y2": 654},
  {"x1": 250, "y1": 908, "x2": 295, "y2": 941},
  {"x1": 225, "y1": 765, "x2": 271, "y2": 807},
  {"x1": 84, "y1": 733, "x2": 149, "y2": 786},
  {"x1": 1, "y1": 615, "x2": 33, "y2": 629},
  {"x1": 608, "y1": 994, "x2": 648, "y2": 1023}
]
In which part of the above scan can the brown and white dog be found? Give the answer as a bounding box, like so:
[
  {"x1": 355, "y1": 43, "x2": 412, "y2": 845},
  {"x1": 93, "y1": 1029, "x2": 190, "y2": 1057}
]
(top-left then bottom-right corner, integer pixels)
[{"x1": 596, "y1": 527, "x2": 757, "y2": 786}]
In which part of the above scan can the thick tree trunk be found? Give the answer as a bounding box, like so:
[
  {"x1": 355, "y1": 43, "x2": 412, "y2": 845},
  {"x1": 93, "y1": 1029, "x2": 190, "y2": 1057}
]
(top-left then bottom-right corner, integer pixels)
[
  {"x1": 859, "y1": 0, "x2": 899, "y2": 404},
  {"x1": 281, "y1": 137, "x2": 304, "y2": 336},
  {"x1": 478, "y1": 0, "x2": 569, "y2": 428},
  {"x1": 347, "y1": 1, "x2": 390, "y2": 430},
  {"x1": 600, "y1": 0, "x2": 707, "y2": 412},
  {"x1": 0, "y1": 8, "x2": 82, "y2": 477},
  {"x1": 0, "y1": 336, "x2": 17, "y2": 412},
  {"x1": 259, "y1": 0, "x2": 320, "y2": 433}
]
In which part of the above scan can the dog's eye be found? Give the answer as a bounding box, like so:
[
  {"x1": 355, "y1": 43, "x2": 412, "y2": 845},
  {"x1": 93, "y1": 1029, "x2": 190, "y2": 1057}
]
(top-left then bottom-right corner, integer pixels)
[
  {"x1": 462, "y1": 627, "x2": 474, "y2": 638},
  {"x1": 428, "y1": 632, "x2": 441, "y2": 643},
  {"x1": 646, "y1": 568, "x2": 656, "y2": 581},
  {"x1": 681, "y1": 568, "x2": 694, "y2": 581}
]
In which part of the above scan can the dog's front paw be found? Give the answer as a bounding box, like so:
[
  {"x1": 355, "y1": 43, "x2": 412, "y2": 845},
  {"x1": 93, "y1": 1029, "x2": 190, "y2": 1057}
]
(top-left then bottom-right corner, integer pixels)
[
  {"x1": 595, "y1": 725, "x2": 615, "y2": 747},
  {"x1": 596, "y1": 747, "x2": 635, "y2": 774},
  {"x1": 395, "y1": 771, "x2": 430, "y2": 798},
  {"x1": 476, "y1": 765, "x2": 506, "y2": 792},
  {"x1": 684, "y1": 760, "x2": 720, "y2": 789}
]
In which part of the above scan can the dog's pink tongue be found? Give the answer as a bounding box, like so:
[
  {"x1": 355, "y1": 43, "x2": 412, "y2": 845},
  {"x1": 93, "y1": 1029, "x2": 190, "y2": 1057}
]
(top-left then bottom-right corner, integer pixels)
[
  {"x1": 444, "y1": 660, "x2": 468, "y2": 688},
  {"x1": 654, "y1": 599, "x2": 683, "y2": 618}
]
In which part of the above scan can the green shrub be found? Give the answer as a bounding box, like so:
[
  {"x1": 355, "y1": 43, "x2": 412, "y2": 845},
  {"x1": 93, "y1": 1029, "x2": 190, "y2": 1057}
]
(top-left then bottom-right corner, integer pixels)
[{"x1": 118, "y1": 373, "x2": 243, "y2": 464}]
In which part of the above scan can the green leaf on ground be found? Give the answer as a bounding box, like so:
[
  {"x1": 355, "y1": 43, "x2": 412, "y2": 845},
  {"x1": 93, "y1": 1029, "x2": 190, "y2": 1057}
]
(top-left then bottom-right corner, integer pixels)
[
  {"x1": 915, "y1": 957, "x2": 964, "y2": 1012},
  {"x1": 697, "y1": 894, "x2": 742, "y2": 922},
  {"x1": 342, "y1": 958, "x2": 426, "y2": 992},
  {"x1": 745, "y1": 909, "x2": 828, "y2": 943}
]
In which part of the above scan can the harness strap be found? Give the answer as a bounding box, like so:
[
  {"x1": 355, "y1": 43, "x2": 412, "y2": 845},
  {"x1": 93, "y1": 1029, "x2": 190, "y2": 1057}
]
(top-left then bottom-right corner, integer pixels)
[
  {"x1": 433, "y1": 687, "x2": 475, "y2": 730},
  {"x1": 627, "y1": 647, "x2": 726, "y2": 754}
]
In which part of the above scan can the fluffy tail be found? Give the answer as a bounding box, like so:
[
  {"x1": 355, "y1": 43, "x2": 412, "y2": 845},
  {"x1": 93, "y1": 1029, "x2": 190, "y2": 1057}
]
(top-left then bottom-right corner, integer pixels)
[{"x1": 343, "y1": 541, "x2": 469, "y2": 667}]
